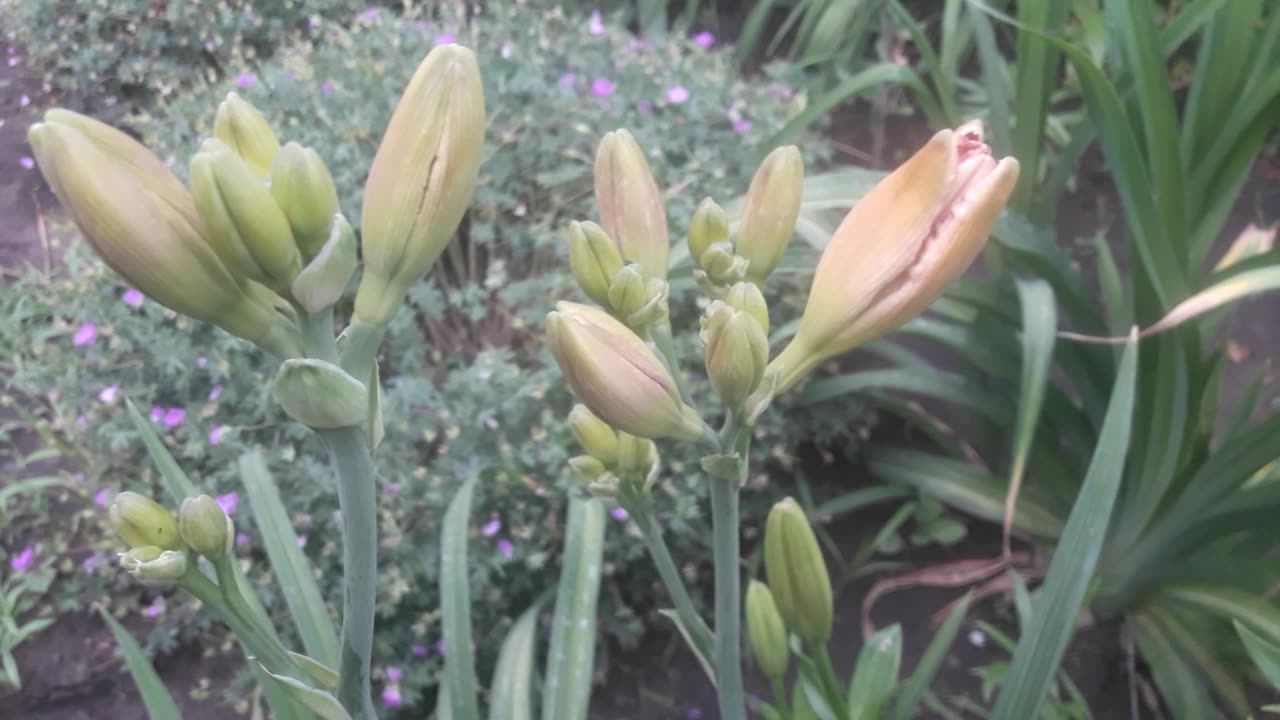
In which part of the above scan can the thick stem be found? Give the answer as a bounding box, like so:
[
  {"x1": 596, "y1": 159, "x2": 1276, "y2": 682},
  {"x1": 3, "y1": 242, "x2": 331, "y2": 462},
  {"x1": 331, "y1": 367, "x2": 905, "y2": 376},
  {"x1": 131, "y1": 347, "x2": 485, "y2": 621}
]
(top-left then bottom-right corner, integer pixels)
[
  {"x1": 631, "y1": 503, "x2": 715, "y2": 663},
  {"x1": 337, "y1": 318, "x2": 386, "y2": 385},
  {"x1": 710, "y1": 475, "x2": 747, "y2": 720},
  {"x1": 301, "y1": 307, "x2": 339, "y2": 364},
  {"x1": 813, "y1": 644, "x2": 846, "y2": 715},
  {"x1": 769, "y1": 674, "x2": 791, "y2": 720},
  {"x1": 649, "y1": 320, "x2": 691, "y2": 402},
  {"x1": 320, "y1": 427, "x2": 379, "y2": 720},
  {"x1": 182, "y1": 569, "x2": 296, "y2": 676}
]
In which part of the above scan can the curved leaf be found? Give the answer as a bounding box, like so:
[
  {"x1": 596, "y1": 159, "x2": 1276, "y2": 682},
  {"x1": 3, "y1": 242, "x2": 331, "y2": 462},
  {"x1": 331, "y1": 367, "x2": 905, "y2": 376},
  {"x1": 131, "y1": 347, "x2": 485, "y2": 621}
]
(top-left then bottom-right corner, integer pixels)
[
  {"x1": 96, "y1": 604, "x2": 182, "y2": 720},
  {"x1": 541, "y1": 498, "x2": 606, "y2": 720},
  {"x1": 441, "y1": 478, "x2": 480, "y2": 720},
  {"x1": 489, "y1": 605, "x2": 539, "y2": 720}
]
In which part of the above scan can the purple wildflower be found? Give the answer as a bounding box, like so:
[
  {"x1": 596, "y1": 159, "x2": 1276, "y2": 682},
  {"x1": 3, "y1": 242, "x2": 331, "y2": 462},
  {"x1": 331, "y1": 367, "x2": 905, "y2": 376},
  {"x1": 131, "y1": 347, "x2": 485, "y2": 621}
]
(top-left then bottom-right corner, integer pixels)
[
  {"x1": 588, "y1": 11, "x2": 605, "y2": 35},
  {"x1": 195, "y1": 356, "x2": 208, "y2": 368},
  {"x1": 98, "y1": 385, "x2": 119, "y2": 403},
  {"x1": 411, "y1": 643, "x2": 428, "y2": 657},
  {"x1": 358, "y1": 7, "x2": 378, "y2": 22},
  {"x1": 497, "y1": 538, "x2": 515, "y2": 559},
  {"x1": 19, "y1": 94, "x2": 30, "y2": 107},
  {"x1": 693, "y1": 31, "x2": 715, "y2": 48},
  {"x1": 610, "y1": 506, "x2": 629, "y2": 521},
  {"x1": 150, "y1": 406, "x2": 164, "y2": 422},
  {"x1": 208, "y1": 425, "x2": 226, "y2": 445},
  {"x1": 83, "y1": 554, "x2": 102, "y2": 574},
  {"x1": 381, "y1": 686, "x2": 402, "y2": 708},
  {"x1": 236, "y1": 532, "x2": 250, "y2": 548},
  {"x1": 434, "y1": 33, "x2": 455, "y2": 46},
  {"x1": 591, "y1": 77, "x2": 615, "y2": 97},
  {"x1": 383, "y1": 482, "x2": 401, "y2": 496},
  {"x1": 732, "y1": 119, "x2": 753, "y2": 134},
  {"x1": 215, "y1": 492, "x2": 238, "y2": 515},
  {"x1": 500, "y1": 43, "x2": 513, "y2": 59},
  {"x1": 322, "y1": 81, "x2": 334, "y2": 95},
  {"x1": 73, "y1": 323, "x2": 97, "y2": 346},
  {"x1": 208, "y1": 384, "x2": 223, "y2": 401},
  {"x1": 559, "y1": 72, "x2": 577, "y2": 88},
  {"x1": 122, "y1": 288, "x2": 144, "y2": 307},
  {"x1": 385, "y1": 666, "x2": 403, "y2": 682},
  {"x1": 666, "y1": 85, "x2": 690, "y2": 104},
  {"x1": 297, "y1": 535, "x2": 308, "y2": 549},
  {"x1": 19, "y1": 155, "x2": 34, "y2": 169},
  {"x1": 235, "y1": 72, "x2": 256, "y2": 88},
  {"x1": 162, "y1": 407, "x2": 186, "y2": 428},
  {"x1": 10, "y1": 545, "x2": 34, "y2": 572},
  {"x1": 94, "y1": 489, "x2": 110, "y2": 507},
  {"x1": 636, "y1": 99, "x2": 653, "y2": 115},
  {"x1": 482, "y1": 518, "x2": 502, "y2": 537},
  {"x1": 143, "y1": 598, "x2": 164, "y2": 617}
]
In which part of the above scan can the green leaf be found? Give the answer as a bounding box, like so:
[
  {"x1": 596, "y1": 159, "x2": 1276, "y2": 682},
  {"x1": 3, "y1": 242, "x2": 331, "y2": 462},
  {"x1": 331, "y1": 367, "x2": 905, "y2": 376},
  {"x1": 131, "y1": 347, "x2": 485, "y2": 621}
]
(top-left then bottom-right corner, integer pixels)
[
  {"x1": 1163, "y1": 583, "x2": 1280, "y2": 648},
  {"x1": 1236, "y1": 619, "x2": 1280, "y2": 690},
  {"x1": 847, "y1": 624, "x2": 902, "y2": 720},
  {"x1": 1132, "y1": 611, "x2": 1213, "y2": 720},
  {"x1": 489, "y1": 605, "x2": 539, "y2": 720},
  {"x1": 124, "y1": 397, "x2": 197, "y2": 501},
  {"x1": 541, "y1": 498, "x2": 606, "y2": 720},
  {"x1": 798, "y1": 368, "x2": 1008, "y2": 423},
  {"x1": 260, "y1": 668, "x2": 352, "y2": 720},
  {"x1": 287, "y1": 651, "x2": 339, "y2": 690},
  {"x1": 990, "y1": 332, "x2": 1139, "y2": 720},
  {"x1": 1145, "y1": 604, "x2": 1249, "y2": 717},
  {"x1": 95, "y1": 604, "x2": 182, "y2": 720},
  {"x1": 890, "y1": 593, "x2": 972, "y2": 720},
  {"x1": 658, "y1": 609, "x2": 716, "y2": 685},
  {"x1": 441, "y1": 478, "x2": 480, "y2": 720},
  {"x1": 239, "y1": 451, "x2": 340, "y2": 668},
  {"x1": 1137, "y1": 265, "x2": 1280, "y2": 337},
  {"x1": 1004, "y1": 279, "x2": 1056, "y2": 552}
]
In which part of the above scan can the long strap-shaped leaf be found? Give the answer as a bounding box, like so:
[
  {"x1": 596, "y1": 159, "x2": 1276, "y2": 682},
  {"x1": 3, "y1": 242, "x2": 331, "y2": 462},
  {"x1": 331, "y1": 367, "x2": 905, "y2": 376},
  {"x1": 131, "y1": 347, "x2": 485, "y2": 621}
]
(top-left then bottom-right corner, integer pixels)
[
  {"x1": 990, "y1": 331, "x2": 1139, "y2": 720},
  {"x1": 96, "y1": 604, "x2": 182, "y2": 720},
  {"x1": 441, "y1": 478, "x2": 480, "y2": 720},
  {"x1": 1003, "y1": 279, "x2": 1056, "y2": 556},
  {"x1": 541, "y1": 497, "x2": 606, "y2": 720},
  {"x1": 489, "y1": 605, "x2": 539, "y2": 720}
]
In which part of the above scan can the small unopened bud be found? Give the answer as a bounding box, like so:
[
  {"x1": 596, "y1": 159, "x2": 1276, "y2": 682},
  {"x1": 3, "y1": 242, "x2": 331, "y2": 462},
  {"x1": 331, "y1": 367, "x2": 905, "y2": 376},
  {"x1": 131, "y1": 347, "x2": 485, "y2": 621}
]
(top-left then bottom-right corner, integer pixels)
[
  {"x1": 119, "y1": 546, "x2": 188, "y2": 588},
  {"x1": 687, "y1": 198, "x2": 728, "y2": 268},
  {"x1": 568, "y1": 405, "x2": 619, "y2": 466},
  {"x1": 568, "y1": 455, "x2": 608, "y2": 485},
  {"x1": 271, "y1": 142, "x2": 339, "y2": 258},
  {"x1": 109, "y1": 492, "x2": 182, "y2": 551},
  {"x1": 273, "y1": 358, "x2": 367, "y2": 429},
  {"x1": 615, "y1": 432, "x2": 657, "y2": 475},
  {"x1": 607, "y1": 265, "x2": 672, "y2": 328},
  {"x1": 745, "y1": 580, "x2": 789, "y2": 678},
  {"x1": 213, "y1": 93, "x2": 280, "y2": 176},
  {"x1": 702, "y1": 303, "x2": 769, "y2": 409},
  {"x1": 737, "y1": 146, "x2": 803, "y2": 283},
  {"x1": 291, "y1": 215, "x2": 357, "y2": 313},
  {"x1": 724, "y1": 282, "x2": 770, "y2": 336},
  {"x1": 594, "y1": 129, "x2": 669, "y2": 278},
  {"x1": 764, "y1": 498, "x2": 832, "y2": 642},
  {"x1": 699, "y1": 242, "x2": 749, "y2": 286},
  {"x1": 178, "y1": 495, "x2": 233, "y2": 560},
  {"x1": 568, "y1": 221, "x2": 624, "y2": 307}
]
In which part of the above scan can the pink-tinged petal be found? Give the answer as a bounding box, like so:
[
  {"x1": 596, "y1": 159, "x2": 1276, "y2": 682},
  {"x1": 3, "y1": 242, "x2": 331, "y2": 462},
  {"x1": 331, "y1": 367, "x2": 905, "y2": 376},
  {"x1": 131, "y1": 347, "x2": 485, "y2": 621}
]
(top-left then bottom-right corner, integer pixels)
[
  {"x1": 666, "y1": 85, "x2": 690, "y2": 104},
  {"x1": 235, "y1": 72, "x2": 256, "y2": 88},
  {"x1": 297, "y1": 535, "x2": 308, "y2": 548},
  {"x1": 73, "y1": 323, "x2": 97, "y2": 346},
  {"x1": 215, "y1": 491, "x2": 238, "y2": 515},
  {"x1": 411, "y1": 643, "x2": 428, "y2": 657},
  {"x1": 381, "y1": 686, "x2": 402, "y2": 708},
  {"x1": 98, "y1": 384, "x2": 119, "y2": 403},
  {"x1": 559, "y1": 73, "x2": 577, "y2": 88},
  {"x1": 94, "y1": 488, "x2": 110, "y2": 506},
  {"x1": 143, "y1": 598, "x2": 164, "y2": 617},
  {"x1": 195, "y1": 356, "x2": 208, "y2": 368},
  {"x1": 208, "y1": 424, "x2": 226, "y2": 444},
  {"x1": 434, "y1": 33, "x2": 455, "y2": 45},
  {"x1": 162, "y1": 407, "x2": 186, "y2": 428},
  {"x1": 236, "y1": 532, "x2": 250, "y2": 547},
  {"x1": 150, "y1": 406, "x2": 164, "y2": 422},
  {"x1": 482, "y1": 518, "x2": 501, "y2": 537},
  {"x1": 497, "y1": 538, "x2": 514, "y2": 558},
  {"x1": 121, "y1": 288, "x2": 144, "y2": 306},
  {"x1": 83, "y1": 554, "x2": 102, "y2": 574},
  {"x1": 591, "y1": 77, "x2": 615, "y2": 97},
  {"x1": 610, "y1": 506, "x2": 629, "y2": 521},
  {"x1": 208, "y1": 384, "x2": 223, "y2": 400},
  {"x1": 588, "y1": 11, "x2": 605, "y2": 35},
  {"x1": 385, "y1": 665, "x2": 403, "y2": 682},
  {"x1": 732, "y1": 119, "x2": 753, "y2": 134},
  {"x1": 19, "y1": 155, "x2": 35, "y2": 169},
  {"x1": 693, "y1": 31, "x2": 715, "y2": 48},
  {"x1": 321, "y1": 81, "x2": 334, "y2": 95},
  {"x1": 10, "y1": 545, "x2": 34, "y2": 571}
]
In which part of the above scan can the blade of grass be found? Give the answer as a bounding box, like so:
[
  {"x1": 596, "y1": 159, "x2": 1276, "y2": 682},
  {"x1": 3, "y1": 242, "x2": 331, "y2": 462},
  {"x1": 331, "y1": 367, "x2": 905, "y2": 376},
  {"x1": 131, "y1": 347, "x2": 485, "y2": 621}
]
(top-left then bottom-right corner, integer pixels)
[
  {"x1": 441, "y1": 478, "x2": 480, "y2": 720},
  {"x1": 1163, "y1": 583, "x2": 1280, "y2": 647},
  {"x1": 540, "y1": 497, "x2": 606, "y2": 720},
  {"x1": 1003, "y1": 279, "x2": 1056, "y2": 557},
  {"x1": 1146, "y1": 603, "x2": 1250, "y2": 717},
  {"x1": 1236, "y1": 619, "x2": 1280, "y2": 688},
  {"x1": 1132, "y1": 610, "x2": 1214, "y2": 720},
  {"x1": 96, "y1": 604, "x2": 182, "y2": 720},
  {"x1": 890, "y1": 593, "x2": 972, "y2": 720},
  {"x1": 846, "y1": 624, "x2": 902, "y2": 720},
  {"x1": 489, "y1": 605, "x2": 539, "y2": 720}
]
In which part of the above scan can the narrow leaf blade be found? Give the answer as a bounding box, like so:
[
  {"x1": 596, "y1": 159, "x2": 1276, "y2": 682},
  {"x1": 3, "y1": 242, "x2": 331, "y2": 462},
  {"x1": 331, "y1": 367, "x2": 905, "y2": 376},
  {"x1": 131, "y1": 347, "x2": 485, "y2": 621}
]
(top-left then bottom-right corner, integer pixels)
[
  {"x1": 441, "y1": 478, "x2": 480, "y2": 720},
  {"x1": 540, "y1": 498, "x2": 607, "y2": 720},
  {"x1": 95, "y1": 604, "x2": 183, "y2": 720}
]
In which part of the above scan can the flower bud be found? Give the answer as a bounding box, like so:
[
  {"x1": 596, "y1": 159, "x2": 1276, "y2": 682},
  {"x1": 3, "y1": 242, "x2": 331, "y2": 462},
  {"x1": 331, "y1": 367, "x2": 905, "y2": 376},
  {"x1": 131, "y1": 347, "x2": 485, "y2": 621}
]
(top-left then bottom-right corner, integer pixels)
[
  {"x1": 699, "y1": 242, "x2": 749, "y2": 286},
  {"x1": 764, "y1": 497, "x2": 832, "y2": 642},
  {"x1": 27, "y1": 111, "x2": 279, "y2": 345},
  {"x1": 191, "y1": 138, "x2": 302, "y2": 290},
  {"x1": 687, "y1": 197, "x2": 728, "y2": 268},
  {"x1": 615, "y1": 432, "x2": 657, "y2": 475},
  {"x1": 737, "y1": 146, "x2": 803, "y2": 283},
  {"x1": 357, "y1": 44, "x2": 486, "y2": 326},
  {"x1": 109, "y1": 492, "x2": 182, "y2": 551},
  {"x1": 119, "y1": 546, "x2": 188, "y2": 588},
  {"x1": 213, "y1": 92, "x2": 280, "y2": 176},
  {"x1": 745, "y1": 580, "x2": 789, "y2": 678},
  {"x1": 291, "y1": 215, "x2": 357, "y2": 313},
  {"x1": 702, "y1": 303, "x2": 769, "y2": 409},
  {"x1": 272, "y1": 358, "x2": 367, "y2": 429},
  {"x1": 724, "y1": 281, "x2": 769, "y2": 336},
  {"x1": 546, "y1": 302, "x2": 703, "y2": 441},
  {"x1": 567, "y1": 221, "x2": 623, "y2": 306},
  {"x1": 568, "y1": 405, "x2": 619, "y2": 466},
  {"x1": 178, "y1": 495, "x2": 233, "y2": 560},
  {"x1": 770, "y1": 121, "x2": 1019, "y2": 392},
  {"x1": 594, "y1": 129, "x2": 669, "y2": 278},
  {"x1": 568, "y1": 455, "x2": 608, "y2": 485},
  {"x1": 271, "y1": 142, "x2": 339, "y2": 258},
  {"x1": 607, "y1": 265, "x2": 672, "y2": 328}
]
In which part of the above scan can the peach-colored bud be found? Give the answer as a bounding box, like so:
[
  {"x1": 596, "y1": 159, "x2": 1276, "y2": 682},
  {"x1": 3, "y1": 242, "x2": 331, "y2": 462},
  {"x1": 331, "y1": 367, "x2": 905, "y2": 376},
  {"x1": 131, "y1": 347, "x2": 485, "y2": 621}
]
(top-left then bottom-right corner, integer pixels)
[
  {"x1": 770, "y1": 122, "x2": 1019, "y2": 391},
  {"x1": 594, "y1": 129, "x2": 669, "y2": 278},
  {"x1": 736, "y1": 146, "x2": 803, "y2": 283}
]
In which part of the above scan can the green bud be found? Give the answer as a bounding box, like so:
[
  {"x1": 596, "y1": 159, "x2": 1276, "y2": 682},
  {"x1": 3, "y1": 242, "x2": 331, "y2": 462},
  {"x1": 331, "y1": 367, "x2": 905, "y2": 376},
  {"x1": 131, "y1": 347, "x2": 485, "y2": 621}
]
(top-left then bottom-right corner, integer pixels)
[
  {"x1": 745, "y1": 580, "x2": 790, "y2": 678},
  {"x1": 567, "y1": 221, "x2": 624, "y2": 307},
  {"x1": 291, "y1": 215, "x2": 357, "y2": 313},
  {"x1": 178, "y1": 495, "x2": 233, "y2": 560},
  {"x1": 607, "y1": 265, "x2": 649, "y2": 317},
  {"x1": 724, "y1": 281, "x2": 770, "y2": 336},
  {"x1": 594, "y1": 129, "x2": 669, "y2": 278},
  {"x1": 272, "y1": 358, "x2": 367, "y2": 429},
  {"x1": 357, "y1": 44, "x2": 485, "y2": 326},
  {"x1": 191, "y1": 138, "x2": 302, "y2": 290},
  {"x1": 615, "y1": 432, "x2": 657, "y2": 475},
  {"x1": 764, "y1": 498, "x2": 833, "y2": 642},
  {"x1": 109, "y1": 492, "x2": 183, "y2": 551},
  {"x1": 699, "y1": 242, "x2": 749, "y2": 286},
  {"x1": 213, "y1": 92, "x2": 280, "y2": 176},
  {"x1": 568, "y1": 405, "x2": 618, "y2": 466},
  {"x1": 568, "y1": 455, "x2": 607, "y2": 485},
  {"x1": 737, "y1": 146, "x2": 803, "y2": 283},
  {"x1": 271, "y1": 141, "x2": 339, "y2": 258},
  {"x1": 687, "y1": 198, "x2": 729, "y2": 269},
  {"x1": 119, "y1": 546, "x2": 188, "y2": 588},
  {"x1": 702, "y1": 303, "x2": 769, "y2": 409}
]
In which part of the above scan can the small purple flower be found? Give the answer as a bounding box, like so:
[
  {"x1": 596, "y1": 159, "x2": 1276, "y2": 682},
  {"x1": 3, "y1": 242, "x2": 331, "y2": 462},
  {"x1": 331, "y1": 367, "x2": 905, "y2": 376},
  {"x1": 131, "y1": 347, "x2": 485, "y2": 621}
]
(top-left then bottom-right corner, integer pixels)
[
  {"x1": 588, "y1": 10, "x2": 605, "y2": 35},
  {"x1": 215, "y1": 491, "x2": 238, "y2": 516},
  {"x1": 559, "y1": 72, "x2": 577, "y2": 88},
  {"x1": 98, "y1": 385, "x2": 119, "y2": 403},
  {"x1": 19, "y1": 94, "x2": 30, "y2": 107},
  {"x1": 636, "y1": 99, "x2": 653, "y2": 115},
  {"x1": 693, "y1": 31, "x2": 715, "y2": 48},
  {"x1": 482, "y1": 518, "x2": 502, "y2": 537},
  {"x1": 610, "y1": 506, "x2": 629, "y2": 521},
  {"x1": 297, "y1": 535, "x2": 308, "y2": 549},
  {"x1": 121, "y1": 288, "x2": 144, "y2": 307},
  {"x1": 358, "y1": 7, "x2": 378, "y2": 22},
  {"x1": 208, "y1": 384, "x2": 223, "y2": 401},
  {"x1": 666, "y1": 85, "x2": 690, "y2": 104},
  {"x1": 308, "y1": 17, "x2": 320, "y2": 28},
  {"x1": 435, "y1": 637, "x2": 446, "y2": 654},
  {"x1": 732, "y1": 119, "x2": 753, "y2": 134},
  {"x1": 411, "y1": 643, "x2": 428, "y2": 657},
  {"x1": 162, "y1": 407, "x2": 186, "y2": 428},
  {"x1": 143, "y1": 598, "x2": 164, "y2": 617},
  {"x1": 497, "y1": 538, "x2": 515, "y2": 559},
  {"x1": 195, "y1": 356, "x2": 208, "y2": 368},
  {"x1": 236, "y1": 532, "x2": 250, "y2": 548},
  {"x1": 500, "y1": 43, "x2": 513, "y2": 60},
  {"x1": 10, "y1": 545, "x2": 34, "y2": 572},
  {"x1": 105, "y1": 96, "x2": 118, "y2": 107},
  {"x1": 235, "y1": 72, "x2": 257, "y2": 88},
  {"x1": 383, "y1": 482, "x2": 401, "y2": 496},
  {"x1": 321, "y1": 80, "x2": 334, "y2": 95},
  {"x1": 591, "y1": 77, "x2": 615, "y2": 97},
  {"x1": 94, "y1": 489, "x2": 110, "y2": 507},
  {"x1": 686, "y1": 709, "x2": 703, "y2": 719},
  {"x1": 73, "y1": 323, "x2": 97, "y2": 346},
  {"x1": 381, "y1": 686, "x2": 402, "y2": 708},
  {"x1": 150, "y1": 406, "x2": 164, "y2": 422},
  {"x1": 76, "y1": 414, "x2": 87, "y2": 426},
  {"x1": 83, "y1": 554, "x2": 103, "y2": 574},
  {"x1": 434, "y1": 33, "x2": 455, "y2": 46},
  {"x1": 208, "y1": 425, "x2": 226, "y2": 445},
  {"x1": 385, "y1": 665, "x2": 403, "y2": 682},
  {"x1": 19, "y1": 156, "x2": 34, "y2": 170}
]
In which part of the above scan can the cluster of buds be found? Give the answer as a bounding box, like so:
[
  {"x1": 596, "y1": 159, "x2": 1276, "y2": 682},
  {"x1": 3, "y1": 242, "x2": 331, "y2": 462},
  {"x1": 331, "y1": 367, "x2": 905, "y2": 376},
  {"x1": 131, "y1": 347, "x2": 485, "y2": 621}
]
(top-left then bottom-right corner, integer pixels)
[
  {"x1": 701, "y1": 281, "x2": 770, "y2": 411},
  {"x1": 565, "y1": 404, "x2": 659, "y2": 501},
  {"x1": 108, "y1": 491, "x2": 234, "y2": 587}
]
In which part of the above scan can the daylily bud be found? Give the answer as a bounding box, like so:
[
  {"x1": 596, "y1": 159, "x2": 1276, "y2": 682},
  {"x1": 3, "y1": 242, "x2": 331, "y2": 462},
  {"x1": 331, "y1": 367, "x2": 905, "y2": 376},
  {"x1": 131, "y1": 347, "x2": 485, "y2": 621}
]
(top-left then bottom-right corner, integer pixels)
[
  {"x1": 568, "y1": 455, "x2": 608, "y2": 485},
  {"x1": 745, "y1": 580, "x2": 789, "y2": 678},
  {"x1": 356, "y1": 44, "x2": 486, "y2": 326},
  {"x1": 568, "y1": 221, "x2": 624, "y2": 306},
  {"x1": 109, "y1": 492, "x2": 182, "y2": 551},
  {"x1": 546, "y1": 302, "x2": 704, "y2": 441},
  {"x1": 615, "y1": 432, "x2": 657, "y2": 475},
  {"x1": 699, "y1": 242, "x2": 748, "y2": 286},
  {"x1": 271, "y1": 142, "x2": 339, "y2": 258},
  {"x1": 291, "y1": 215, "x2": 357, "y2": 313},
  {"x1": 607, "y1": 264, "x2": 649, "y2": 316},
  {"x1": 568, "y1": 404, "x2": 619, "y2": 466},
  {"x1": 737, "y1": 146, "x2": 803, "y2": 283},
  {"x1": 178, "y1": 495, "x2": 233, "y2": 561},
  {"x1": 702, "y1": 303, "x2": 768, "y2": 408},
  {"x1": 594, "y1": 129, "x2": 669, "y2": 278},
  {"x1": 27, "y1": 111, "x2": 281, "y2": 346},
  {"x1": 213, "y1": 92, "x2": 280, "y2": 176},
  {"x1": 724, "y1": 281, "x2": 769, "y2": 336},
  {"x1": 770, "y1": 121, "x2": 1019, "y2": 392},
  {"x1": 687, "y1": 197, "x2": 728, "y2": 268},
  {"x1": 273, "y1": 358, "x2": 367, "y2": 429},
  {"x1": 191, "y1": 138, "x2": 302, "y2": 290},
  {"x1": 119, "y1": 546, "x2": 188, "y2": 588},
  {"x1": 764, "y1": 497, "x2": 832, "y2": 642}
]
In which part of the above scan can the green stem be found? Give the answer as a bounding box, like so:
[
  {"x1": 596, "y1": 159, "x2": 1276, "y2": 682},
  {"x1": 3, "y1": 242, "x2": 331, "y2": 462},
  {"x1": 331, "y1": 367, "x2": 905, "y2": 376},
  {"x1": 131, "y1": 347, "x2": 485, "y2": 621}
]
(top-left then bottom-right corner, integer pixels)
[
  {"x1": 631, "y1": 501, "x2": 715, "y2": 663},
  {"x1": 212, "y1": 556, "x2": 287, "y2": 649},
  {"x1": 813, "y1": 644, "x2": 846, "y2": 716},
  {"x1": 709, "y1": 475, "x2": 746, "y2": 720},
  {"x1": 320, "y1": 426, "x2": 379, "y2": 720},
  {"x1": 182, "y1": 569, "x2": 296, "y2": 676},
  {"x1": 770, "y1": 674, "x2": 791, "y2": 720},
  {"x1": 649, "y1": 320, "x2": 692, "y2": 402},
  {"x1": 337, "y1": 318, "x2": 386, "y2": 385},
  {"x1": 301, "y1": 307, "x2": 339, "y2": 364}
]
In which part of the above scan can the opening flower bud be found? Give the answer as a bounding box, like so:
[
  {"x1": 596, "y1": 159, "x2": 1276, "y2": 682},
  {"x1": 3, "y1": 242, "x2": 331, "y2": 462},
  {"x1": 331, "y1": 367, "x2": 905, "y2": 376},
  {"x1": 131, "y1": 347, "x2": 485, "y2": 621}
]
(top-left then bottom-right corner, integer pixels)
[
  {"x1": 702, "y1": 303, "x2": 769, "y2": 409},
  {"x1": 568, "y1": 405, "x2": 619, "y2": 466},
  {"x1": 699, "y1": 242, "x2": 749, "y2": 286},
  {"x1": 271, "y1": 141, "x2": 339, "y2": 259},
  {"x1": 567, "y1": 221, "x2": 624, "y2": 306},
  {"x1": 213, "y1": 92, "x2": 280, "y2": 176},
  {"x1": 356, "y1": 44, "x2": 486, "y2": 327},
  {"x1": 179, "y1": 495, "x2": 233, "y2": 560},
  {"x1": 764, "y1": 497, "x2": 832, "y2": 643},
  {"x1": 737, "y1": 146, "x2": 803, "y2": 283},
  {"x1": 594, "y1": 129, "x2": 669, "y2": 278},
  {"x1": 109, "y1": 492, "x2": 183, "y2": 551},
  {"x1": 724, "y1": 281, "x2": 770, "y2": 336},
  {"x1": 291, "y1": 214, "x2": 358, "y2": 313},
  {"x1": 687, "y1": 197, "x2": 729, "y2": 268},
  {"x1": 546, "y1": 302, "x2": 704, "y2": 441},
  {"x1": 770, "y1": 121, "x2": 1019, "y2": 392},
  {"x1": 745, "y1": 580, "x2": 790, "y2": 678},
  {"x1": 119, "y1": 546, "x2": 188, "y2": 588},
  {"x1": 273, "y1": 358, "x2": 368, "y2": 429}
]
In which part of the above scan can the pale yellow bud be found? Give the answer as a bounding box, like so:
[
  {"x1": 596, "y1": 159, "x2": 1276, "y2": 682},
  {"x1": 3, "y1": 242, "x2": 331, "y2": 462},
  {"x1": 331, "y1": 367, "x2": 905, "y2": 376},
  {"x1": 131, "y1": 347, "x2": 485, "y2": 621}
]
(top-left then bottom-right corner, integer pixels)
[
  {"x1": 687, "y1": 197, "x2": 729, "y2": 268},
  {"x1": 594, "y1": 129, "x2": 669, "y2": 278},
  {"x1": 213, "y1": 92, "x2": 280, "y2": 176},
  {"x1": 764, "y1": 497, "x2": 832, "y2": 642},
  {"x1": 568, "y1": 404, "x2": 619, "y2": 466},
  {"x1": 737, "y1": 146, "x2": 803, "y2": 283},
  {"x1": 724, "y1": 281, "x2": 769, "y2": 336},
  {"x1": 109, "y1": 492, "x2": 182, "y2": 551},
  {"x1": 567, "y1": 221, "x2": 624, "y2": 306},
  {"x1": 271, "y1": 141, "x2": 339, "y2": 258},
  {"x1": 702, "y1": 303, "x2": 769, "y2": 409}
]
